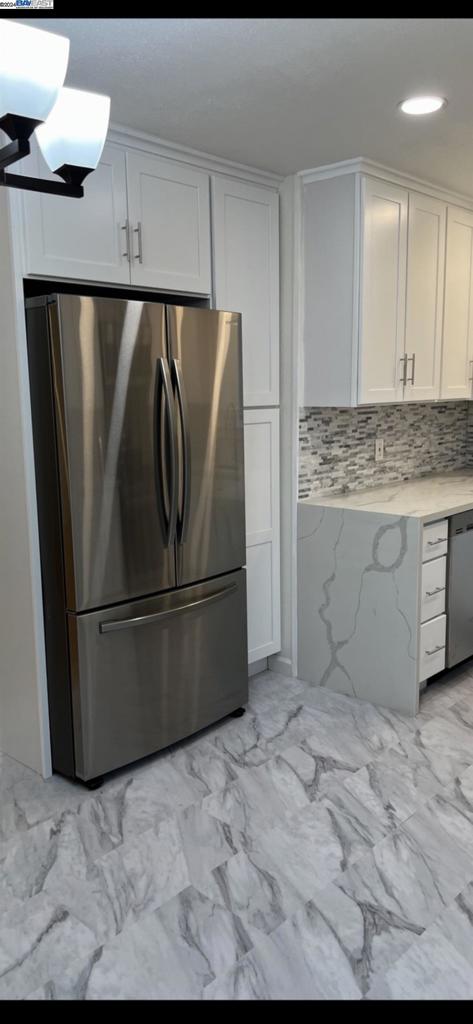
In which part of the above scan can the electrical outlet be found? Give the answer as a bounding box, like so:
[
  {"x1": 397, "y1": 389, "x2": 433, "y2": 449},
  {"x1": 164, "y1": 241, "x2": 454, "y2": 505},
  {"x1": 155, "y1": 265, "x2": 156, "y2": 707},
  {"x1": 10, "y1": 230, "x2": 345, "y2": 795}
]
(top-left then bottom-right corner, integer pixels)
[{"x1": 375, "y1": 437, "x2": 384, "y2": 462}]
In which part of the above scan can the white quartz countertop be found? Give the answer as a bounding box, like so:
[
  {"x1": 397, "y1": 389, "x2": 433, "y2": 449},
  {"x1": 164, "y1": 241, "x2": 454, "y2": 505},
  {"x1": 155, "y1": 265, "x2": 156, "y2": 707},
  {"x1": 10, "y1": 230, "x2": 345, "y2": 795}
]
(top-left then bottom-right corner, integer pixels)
[{"x1": 299, "y1": 470, "x2": 473, "y2": 522}]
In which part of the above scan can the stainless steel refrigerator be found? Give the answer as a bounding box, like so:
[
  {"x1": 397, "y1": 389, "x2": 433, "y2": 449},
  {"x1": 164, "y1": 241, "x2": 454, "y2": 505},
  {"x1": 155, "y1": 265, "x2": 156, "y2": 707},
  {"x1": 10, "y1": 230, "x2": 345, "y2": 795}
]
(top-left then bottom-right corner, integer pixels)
[{"x1": 26, "y1": 294, "x2": 248, "y2": 784}]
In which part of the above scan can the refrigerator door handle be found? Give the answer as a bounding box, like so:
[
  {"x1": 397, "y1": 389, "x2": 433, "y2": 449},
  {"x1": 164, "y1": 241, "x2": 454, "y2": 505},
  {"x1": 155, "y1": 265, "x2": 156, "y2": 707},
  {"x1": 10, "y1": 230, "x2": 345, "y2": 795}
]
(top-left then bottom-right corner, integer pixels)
[
  {"x1": 99, "y1": 582, "x2": 237, "y2": 633},
  {"x1": 171, "y1": 357, "x2": 191, "y2": 545},
  {"x1": 155, "y1": 357, "x2": 178, "y2": 547}
]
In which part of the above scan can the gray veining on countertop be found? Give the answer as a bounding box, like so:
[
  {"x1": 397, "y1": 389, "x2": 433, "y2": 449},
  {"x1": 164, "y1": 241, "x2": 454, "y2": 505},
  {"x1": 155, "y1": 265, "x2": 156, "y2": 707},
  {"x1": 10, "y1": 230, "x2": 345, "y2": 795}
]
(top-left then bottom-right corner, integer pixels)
[
  {"x1": 297, "y1": 504, "x2": 419, "y2": 714},
  {"x1": 299, "y1": 470, "x2": 473, "y2": 522},
  {"x1": 4, "y1": 664, "x2": 473, "y2": 999}
]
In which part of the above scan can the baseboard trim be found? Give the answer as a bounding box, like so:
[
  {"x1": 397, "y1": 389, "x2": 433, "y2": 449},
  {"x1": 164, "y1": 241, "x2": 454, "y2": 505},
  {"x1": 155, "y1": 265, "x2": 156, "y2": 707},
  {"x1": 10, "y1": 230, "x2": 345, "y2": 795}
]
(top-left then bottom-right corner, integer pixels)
[
  {"x1": 248, "y1": 657, "x2": 268, "y2": 678},
  {"x1": 268, "y1": 654, "x2": 295, "y2": 678}
]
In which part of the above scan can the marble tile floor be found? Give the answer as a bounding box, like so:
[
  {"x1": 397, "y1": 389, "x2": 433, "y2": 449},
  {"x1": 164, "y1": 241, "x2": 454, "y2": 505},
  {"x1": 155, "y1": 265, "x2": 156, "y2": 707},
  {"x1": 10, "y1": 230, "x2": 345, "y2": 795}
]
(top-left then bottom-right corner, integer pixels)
[{"x1": 3, "y1": 663, "x2": 473, "y2": 999}]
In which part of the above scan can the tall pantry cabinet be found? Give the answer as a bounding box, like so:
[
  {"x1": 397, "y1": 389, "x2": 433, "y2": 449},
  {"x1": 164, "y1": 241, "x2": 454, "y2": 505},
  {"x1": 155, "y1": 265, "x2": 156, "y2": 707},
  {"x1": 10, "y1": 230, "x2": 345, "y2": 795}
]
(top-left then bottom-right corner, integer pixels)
[{"x1": 212, "y1": 177, "x2": 281, "y2": 663}]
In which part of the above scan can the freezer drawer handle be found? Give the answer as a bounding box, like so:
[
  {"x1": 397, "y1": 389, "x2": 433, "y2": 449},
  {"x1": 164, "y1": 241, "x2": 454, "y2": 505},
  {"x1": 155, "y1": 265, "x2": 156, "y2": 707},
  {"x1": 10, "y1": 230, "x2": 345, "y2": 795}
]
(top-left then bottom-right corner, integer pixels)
[
  {"x1": 425, "y1": 586, "x2": 444, "y2": 597},
  {"x1": 427, "y1": 538, "x2": 445, "y2": 546},
  {"x1": 425, "y1": 644, "x2": 444, "y2": 656},
  {"x1": 99, "y1": 582, "x2": 238, "y2": 633}
]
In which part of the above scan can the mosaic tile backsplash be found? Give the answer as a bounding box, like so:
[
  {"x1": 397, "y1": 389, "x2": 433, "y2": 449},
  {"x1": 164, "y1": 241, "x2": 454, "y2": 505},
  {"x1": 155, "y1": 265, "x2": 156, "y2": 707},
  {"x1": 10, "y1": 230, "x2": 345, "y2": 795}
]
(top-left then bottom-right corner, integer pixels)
[{"x1": 299, "y1": 402, "x2": 473, "y2": 499}]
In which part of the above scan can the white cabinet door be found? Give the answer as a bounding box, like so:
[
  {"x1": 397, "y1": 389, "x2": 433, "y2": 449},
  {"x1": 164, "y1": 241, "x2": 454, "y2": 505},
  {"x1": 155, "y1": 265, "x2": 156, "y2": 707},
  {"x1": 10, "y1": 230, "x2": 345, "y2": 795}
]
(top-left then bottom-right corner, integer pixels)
[
  {"x1": 358, "y1": 176, "x2": 408, "y2": 404},
  {"x1": 213, "y1": 177, "x2": 279, "y2": 406},
  {"x1": 441, "y1": 205, "x2": 473, "y2": 400},
  {"x1": 244, "y1": 408, "x2": 280, "y2": 663},
  {"x1": 126, "y1": 151, "x2": 211, "y2": 294},
  {"x1": 22, "y1": 140, "x2": 130, "y2": 284},
  {"x1": 404, "y1": 192, "x2": 445, "y2": 402}
]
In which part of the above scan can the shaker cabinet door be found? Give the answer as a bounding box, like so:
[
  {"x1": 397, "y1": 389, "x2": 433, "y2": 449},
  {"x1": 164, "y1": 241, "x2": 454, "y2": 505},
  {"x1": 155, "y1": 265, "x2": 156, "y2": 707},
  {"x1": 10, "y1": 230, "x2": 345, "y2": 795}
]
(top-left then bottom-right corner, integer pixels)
[
  {"x1": 244, "y1": 408, "x2": 280, "y2": 662},
  {"x1": 404, "y1": 192, "x2": 445, "y2": 402},
  {"x1": 441, "y1": 205, "x2": 473, "y2": 400},
  {"x1": 213, "y1": 176, "x2": 279, "y2": 406},
  {"x1": 21, "y1": 140, "x2": 130, "y2": 284},
  {"x1": 126, "y1": 151, "x2": 211, "y2": 294},
  {"x1": 358, "y1": 176, "x2": 408, "y2": 404}
]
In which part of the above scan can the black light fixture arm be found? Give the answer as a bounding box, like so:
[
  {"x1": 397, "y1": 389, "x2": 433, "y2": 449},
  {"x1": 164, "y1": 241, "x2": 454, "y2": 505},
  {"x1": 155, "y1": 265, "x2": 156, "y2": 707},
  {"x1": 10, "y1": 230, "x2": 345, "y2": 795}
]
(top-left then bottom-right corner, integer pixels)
[{"x1": 0, "y1": 126, "x2": 84, "y2": 199}]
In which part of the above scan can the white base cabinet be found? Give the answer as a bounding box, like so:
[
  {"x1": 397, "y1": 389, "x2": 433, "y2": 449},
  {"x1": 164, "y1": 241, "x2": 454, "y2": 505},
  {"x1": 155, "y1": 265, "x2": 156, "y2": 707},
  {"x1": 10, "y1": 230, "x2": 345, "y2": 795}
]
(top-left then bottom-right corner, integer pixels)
[
  {"x1": 244, "y1": 408, "x2": 281, "y2": 663},
  {"x1": 297, "y1": 502, "x2": 451, "y2": 716}
]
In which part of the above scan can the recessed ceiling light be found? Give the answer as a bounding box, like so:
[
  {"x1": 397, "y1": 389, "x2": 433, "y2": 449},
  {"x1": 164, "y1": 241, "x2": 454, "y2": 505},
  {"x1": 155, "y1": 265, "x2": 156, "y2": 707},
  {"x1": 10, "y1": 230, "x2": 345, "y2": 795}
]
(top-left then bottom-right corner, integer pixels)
[{"x1": 399, "y1": 95, "x2": 446, "y2": 116}]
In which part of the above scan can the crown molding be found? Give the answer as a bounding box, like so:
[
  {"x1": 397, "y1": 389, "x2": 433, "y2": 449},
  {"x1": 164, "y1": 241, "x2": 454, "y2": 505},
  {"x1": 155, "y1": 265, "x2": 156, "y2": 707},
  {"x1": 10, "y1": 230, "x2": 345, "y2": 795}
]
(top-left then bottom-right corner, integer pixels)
[
  {"x1": 299, "y1": 156, "x2": 473, "y2": 209},
  {"x1": 298, "y1": 157, "x2": 365, "y2": 183},
  {"x1": 107, "y1": 122, "x2": 283, "y2": 189}
]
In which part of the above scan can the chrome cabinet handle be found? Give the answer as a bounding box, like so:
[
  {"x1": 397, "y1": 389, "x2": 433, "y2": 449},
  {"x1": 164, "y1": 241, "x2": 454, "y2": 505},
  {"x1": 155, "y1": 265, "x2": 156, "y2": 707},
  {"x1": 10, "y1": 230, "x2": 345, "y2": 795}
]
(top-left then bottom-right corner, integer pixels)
[
  {"x1": 427, "y1": 538, "x2": 445, "y2": 546},
  {"x1": 133, "y1": 221, "x2": 143, "y2": 263},
  {"x1": 400, "y1": 353, "x2": 408, "y2": 384},
  {"x1": 425, "y1": 586, "x2": 444, "y2": 597},
  {"x1": 120, "y1": 221, "x2": 130, "y2": 261},
  {"x1": 425, "y1": 644, "x2": 444, "y2": 656},
  {"x1": 406, "y1": 352, "x2": 416, "y2": 385},
  {"x1": 99, "y1": 583, "x2": 237, "y2": 633}
]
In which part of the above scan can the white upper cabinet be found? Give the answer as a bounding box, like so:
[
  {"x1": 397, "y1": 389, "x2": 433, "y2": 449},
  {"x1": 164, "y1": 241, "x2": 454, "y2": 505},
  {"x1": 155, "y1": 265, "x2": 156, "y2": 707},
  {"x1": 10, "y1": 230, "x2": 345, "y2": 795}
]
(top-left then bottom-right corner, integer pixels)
[
  {"x1": 302, "y1": 160, "x2": 473, "y2": 406},
  {"x1": 22, "y1": 141, "x2": 130, "y2": 284},
  {"x1": 440, "y1": 205, "x2": 473, "y2": 399},
  {"x1": 20, "y1": 140, "x2": 211, "y2": 294},
  {"x1": 212, "y1": 177, "x2": 279, "y2": 406},
  {"x1": 404, "y1": 192, "x2": 445, "y2": 402},
  {"x1": 126, "y1": 151, "x2": 211, "y2": 294},
  {"x1": 358, "y1": 177, "x2": 408, "y2": 404}
]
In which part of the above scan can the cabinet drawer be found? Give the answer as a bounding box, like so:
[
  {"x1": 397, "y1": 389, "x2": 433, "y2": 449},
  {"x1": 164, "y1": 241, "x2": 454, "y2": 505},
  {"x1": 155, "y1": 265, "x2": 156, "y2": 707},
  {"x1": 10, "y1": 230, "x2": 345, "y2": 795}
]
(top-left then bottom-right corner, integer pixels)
[
  {"x1": 422, "y1": 519, "x2": 448, "y2": 561},
  {"x1": 419, "y1": 613, "x2": 446, "y2": 681},
  {"x1": 421, "y1": 556, "x2": 446, "y2": 623}
]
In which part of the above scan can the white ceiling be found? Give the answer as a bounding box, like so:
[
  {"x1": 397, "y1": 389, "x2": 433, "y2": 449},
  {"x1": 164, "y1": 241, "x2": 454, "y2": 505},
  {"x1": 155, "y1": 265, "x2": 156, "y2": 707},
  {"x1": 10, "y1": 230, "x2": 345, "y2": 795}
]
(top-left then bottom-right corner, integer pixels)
[{"x1": 17, "y1": 17, "x2": 473, "y2": 194}]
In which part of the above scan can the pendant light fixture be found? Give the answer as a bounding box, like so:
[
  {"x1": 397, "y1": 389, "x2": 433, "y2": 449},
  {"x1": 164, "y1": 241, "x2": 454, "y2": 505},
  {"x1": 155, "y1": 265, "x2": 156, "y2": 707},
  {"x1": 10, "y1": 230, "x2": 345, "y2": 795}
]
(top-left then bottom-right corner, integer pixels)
[{"x1": 0, "y1": 22, "x2": 110, "y2": 199}]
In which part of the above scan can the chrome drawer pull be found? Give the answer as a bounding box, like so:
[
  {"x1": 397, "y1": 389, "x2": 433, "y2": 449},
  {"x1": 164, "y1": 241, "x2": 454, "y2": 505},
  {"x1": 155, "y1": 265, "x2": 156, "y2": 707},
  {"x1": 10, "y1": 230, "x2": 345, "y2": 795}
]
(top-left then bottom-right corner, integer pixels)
[
  {"x1": 425, "y1": 644, "x2": 444, "y2": 656},
  {"x1": 427, "y1": 538, "x2": 445, "y2": 546},
  {"x1": 425, "y1": 586, "x2": 444, "y2": 597}
]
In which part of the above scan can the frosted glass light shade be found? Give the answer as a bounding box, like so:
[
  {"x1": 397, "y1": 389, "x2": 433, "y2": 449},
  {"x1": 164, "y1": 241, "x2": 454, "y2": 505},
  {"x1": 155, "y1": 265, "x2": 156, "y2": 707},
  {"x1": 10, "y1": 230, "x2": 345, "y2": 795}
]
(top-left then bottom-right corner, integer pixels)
[
  {"x1": 0, "y1": 23, "x2": 69, "y2": 123},
  {"x1": 36, "y1": 88, "x2": 111, "y2": 173}
]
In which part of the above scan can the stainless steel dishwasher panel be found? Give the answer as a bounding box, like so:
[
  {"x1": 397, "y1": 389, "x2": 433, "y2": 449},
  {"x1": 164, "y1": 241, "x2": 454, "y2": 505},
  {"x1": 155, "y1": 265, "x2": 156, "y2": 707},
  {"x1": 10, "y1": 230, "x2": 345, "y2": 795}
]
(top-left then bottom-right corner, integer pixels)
[{"x1": 447, "y1": 510, "x2": 473, "y2": 668}]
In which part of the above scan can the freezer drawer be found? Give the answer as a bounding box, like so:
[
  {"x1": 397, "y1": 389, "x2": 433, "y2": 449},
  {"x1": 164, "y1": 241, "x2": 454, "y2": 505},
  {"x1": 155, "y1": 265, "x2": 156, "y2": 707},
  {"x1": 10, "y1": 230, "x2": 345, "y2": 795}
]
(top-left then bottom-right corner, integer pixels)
[{"x1": 68, "y1": 569, "x2": 248, "y2": 780}]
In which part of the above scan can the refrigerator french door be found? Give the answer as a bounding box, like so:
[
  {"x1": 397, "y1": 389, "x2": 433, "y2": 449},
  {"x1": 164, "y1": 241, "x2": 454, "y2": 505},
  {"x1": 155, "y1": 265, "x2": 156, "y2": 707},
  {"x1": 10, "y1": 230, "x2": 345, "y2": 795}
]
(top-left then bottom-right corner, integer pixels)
[{"x1": 26, "y1": 293, "x2": 248, "y2": 782}]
